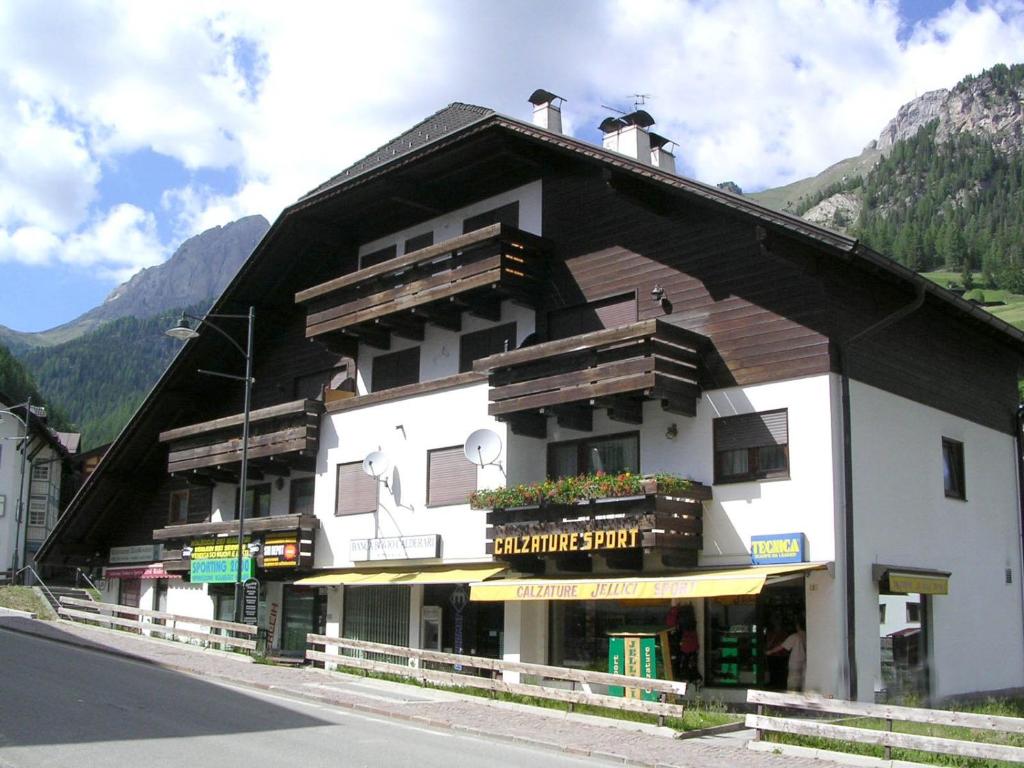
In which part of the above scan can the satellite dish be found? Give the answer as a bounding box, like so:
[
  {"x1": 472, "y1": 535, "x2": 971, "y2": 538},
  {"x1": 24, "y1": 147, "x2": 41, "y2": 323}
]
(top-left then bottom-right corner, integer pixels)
[
  {"x1": 464, "y1": 429, "x2": 502, "y2": 467},
  {"x1": 363, "y1": 451, "x2": 392, "y2": 479}
]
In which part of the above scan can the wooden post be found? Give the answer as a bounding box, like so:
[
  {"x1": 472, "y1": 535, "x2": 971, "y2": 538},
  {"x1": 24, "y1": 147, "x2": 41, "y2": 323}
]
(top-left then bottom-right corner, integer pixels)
[
  {"x1": 755, "y1": 703, "x2": 763, "y2": 742},
  {"x1": 884, "y1": 718, "x2": 893, "y2": 760},
  {"x1": 658, "y1": 692, "x2": 667, "y2": 727}
]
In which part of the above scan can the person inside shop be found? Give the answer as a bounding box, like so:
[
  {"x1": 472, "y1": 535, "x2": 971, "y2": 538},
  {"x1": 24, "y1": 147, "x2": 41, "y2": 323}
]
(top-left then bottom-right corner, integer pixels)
[
  {"x1": 764, "y1": 612, "x2": 790, "y2": 689},
  {"x1": 666, "y1": 602, "x2": 701, "y2": 683},
  {"x1": 767, "y1": 617, "x2": 806, "y2": 691}
]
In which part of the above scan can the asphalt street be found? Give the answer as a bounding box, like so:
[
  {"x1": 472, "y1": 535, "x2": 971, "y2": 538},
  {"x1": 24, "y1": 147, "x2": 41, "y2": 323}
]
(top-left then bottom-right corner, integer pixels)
[{"x1": 0, "y1": 626, "x2": 607, "y2": 768}]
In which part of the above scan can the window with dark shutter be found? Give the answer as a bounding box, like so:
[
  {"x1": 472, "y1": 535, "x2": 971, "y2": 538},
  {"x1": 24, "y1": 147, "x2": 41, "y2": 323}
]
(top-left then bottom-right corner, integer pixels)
[
  {"x1": 548, "y1": 293, "x2": 638, "y2": 340},
  {"x1": 336, "y1": 462, "x2": 378, "y2": 516},
  {"x1": 404, "y1": 231, "x2": 434, "y2": 253},
  {"x1": 713, "y1": 409, "x2": 789, "y2": 484},
  {"x1": 459, "y1": 323, "x2": 517, "y2": 372},
  {"x1": 371, "y1": 347, "x2": 420, "y2": 392},
  {"x1": 427, "y1": 446, "x2": 477, "y2": 507},
  {"x1": 360, "y1": 244, "x2": 397, "y2": 269},
  {"x1": 462, "y1": 202, "x2": 520, "y2": 233},
  {"x1": 290, "y1": 477, "x2": 316, "y2": 516},
  {"x1": 942, "y1": 438, "x2": 965, "y2": 500}
]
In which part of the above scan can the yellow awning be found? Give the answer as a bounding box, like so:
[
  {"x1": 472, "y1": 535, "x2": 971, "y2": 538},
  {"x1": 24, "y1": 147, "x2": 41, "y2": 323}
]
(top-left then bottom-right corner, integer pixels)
[
  {"x1": 469, "y1": 562, "x2": 828, "y2": 602},
  {"x1": 294, "y1": 563, "x2": 506, "y2": 587}
]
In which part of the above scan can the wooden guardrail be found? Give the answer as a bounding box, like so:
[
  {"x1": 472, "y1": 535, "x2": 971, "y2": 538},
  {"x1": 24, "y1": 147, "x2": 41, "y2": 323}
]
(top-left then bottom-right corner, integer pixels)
[
  {"x1": 747, "y1": 689, "x2": 1024, "y2": 764},
  {"x1": 307, "y1": 633, "x2": 686, "y2": 723},
  {"x1": 59, "y1": 596, "x2": 258, "y2": 652}
]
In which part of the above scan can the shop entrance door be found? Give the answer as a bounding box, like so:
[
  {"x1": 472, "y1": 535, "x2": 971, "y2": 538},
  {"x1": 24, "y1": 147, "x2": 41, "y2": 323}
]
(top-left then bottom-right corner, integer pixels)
[
  {"x1": 878, "y1": 593, "x2": 930, "y2": 703},
  {"x1": 281, "y1": 585, "x2": 322, "y2": 656}
]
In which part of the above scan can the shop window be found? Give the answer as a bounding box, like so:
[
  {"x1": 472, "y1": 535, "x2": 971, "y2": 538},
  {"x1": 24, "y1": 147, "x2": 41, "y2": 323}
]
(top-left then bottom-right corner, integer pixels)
[
  {"x1": 547, "y1": 292, "x2": 637, "y2": 341},
  {"x1": 360, "y1": 244, "x2": 396, "y2": 269},
  {"x1": 713, "y1": 409, "x2": 789, "y2": 484},
  {"x1": 168, "y1": 489, "x2": 189, "y2": 524},
  {"x1": 336, "y1": 461, "x2": 378, "y2": 516},
  {"x1": 462, "y1": 201, "x2": 519, "y2": 234},
  {"x1": 27, "y1": 496, "x2": 47, "y2": 527},
  {"x1": 343, "y1": 585, "x2": 410, "y2": 663},
  {"x1": 549, "y1": 600, "x2": 671, "y2": 670},
  {"x1": 32, "y1": 462, "x2": 50, "y2": 482},
  {"x1": 404, "y1": 231, "x2": 434, "y2": 253},
  {"x1": 459, "y1": 323, "x2": 516, "y2": 372},
  {"x1": 942, "y1": 438, "x2": 965, "y2": 500},
  {"x1": 290, "y1": 477, "x2": 315, "y2": 516},
  {"x1": 236, "y1": 484, "x2": 272, "y2": 518},
  {"x1": 371, "y1": 347, "x2": 419, "y2": 392},
  {"x1": 427, "y1": 446, "x2": 477, "y2": 507},
  {"x1": 547, "y1": 432, "x2": 639, "y2": 479}
]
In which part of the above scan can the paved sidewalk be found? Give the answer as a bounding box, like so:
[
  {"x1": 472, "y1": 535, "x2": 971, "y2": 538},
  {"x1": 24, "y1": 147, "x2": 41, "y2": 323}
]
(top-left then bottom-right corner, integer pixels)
[{"x1": 0, "y1": 616, "x2": 827, "y2": 767}]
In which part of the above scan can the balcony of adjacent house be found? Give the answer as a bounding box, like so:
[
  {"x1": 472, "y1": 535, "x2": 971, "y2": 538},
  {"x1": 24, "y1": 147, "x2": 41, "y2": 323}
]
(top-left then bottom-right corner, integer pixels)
[
  {"x1": 294, "y1": 223, "x2": 551, "y2": 351},
  {"x1": 472, "y1": 318, "x2": 709, "y2": 440}
]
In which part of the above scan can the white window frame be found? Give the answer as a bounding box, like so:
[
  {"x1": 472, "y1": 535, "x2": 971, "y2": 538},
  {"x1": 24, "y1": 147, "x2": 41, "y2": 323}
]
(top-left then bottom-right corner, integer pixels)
[
  {"x1": 32, "y1": 462, "x2": 50, "y2": 482},
  {"x1": 27, "y1": 495, "x2": 47, "y2": 527}
]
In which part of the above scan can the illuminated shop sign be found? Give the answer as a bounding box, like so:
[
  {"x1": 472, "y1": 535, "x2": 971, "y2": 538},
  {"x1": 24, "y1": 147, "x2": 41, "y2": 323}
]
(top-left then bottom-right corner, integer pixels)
[
  {"x1": 262, "y1": 534, "x2": 311, "y2": 568},
  {"x1": 750, "y1": 533, "x2": 806, "y2": 565},
  {"x1": 492, "y1": 528, "x2": 639, "y2": 556}
]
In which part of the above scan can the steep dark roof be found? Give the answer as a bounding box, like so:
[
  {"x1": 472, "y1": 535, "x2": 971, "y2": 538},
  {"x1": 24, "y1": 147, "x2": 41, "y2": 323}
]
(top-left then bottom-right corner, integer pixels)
[{"x1": 302, "y1": 102, "x2": 494, "y2": 200}]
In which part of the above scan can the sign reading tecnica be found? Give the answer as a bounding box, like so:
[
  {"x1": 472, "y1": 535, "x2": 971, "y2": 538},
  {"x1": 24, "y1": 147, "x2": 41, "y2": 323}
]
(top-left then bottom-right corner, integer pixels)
[{"x1": 750, "y1": 533, "x2": 806, "y2": 565}]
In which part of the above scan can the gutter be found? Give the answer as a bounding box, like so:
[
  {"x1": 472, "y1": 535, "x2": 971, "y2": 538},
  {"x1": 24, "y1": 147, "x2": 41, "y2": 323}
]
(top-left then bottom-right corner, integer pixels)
[{"x1": 835, "y1": 277, "x2": 926, "y2": 701}]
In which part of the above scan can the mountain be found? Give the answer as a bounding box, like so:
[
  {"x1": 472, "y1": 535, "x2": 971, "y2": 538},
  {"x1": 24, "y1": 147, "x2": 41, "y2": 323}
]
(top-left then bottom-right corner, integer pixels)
[{"x1": 0, "y1": 215, "x2": 269, "y2": 350}]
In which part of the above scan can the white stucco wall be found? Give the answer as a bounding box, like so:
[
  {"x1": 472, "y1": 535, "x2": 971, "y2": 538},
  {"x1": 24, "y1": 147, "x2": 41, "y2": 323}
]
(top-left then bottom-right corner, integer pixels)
[
  {"x1": 314, "y1": 381, "x2": 507, "y2": 568},
  {"x1": 850, "y1": 379, "x2": 1024, "y2": 700}
]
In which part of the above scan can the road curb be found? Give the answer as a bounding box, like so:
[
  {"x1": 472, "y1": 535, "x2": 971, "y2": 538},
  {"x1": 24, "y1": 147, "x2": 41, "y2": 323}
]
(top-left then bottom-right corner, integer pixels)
[{"x1": 0, "y1": 606, "x2": 36, "y2": 619}]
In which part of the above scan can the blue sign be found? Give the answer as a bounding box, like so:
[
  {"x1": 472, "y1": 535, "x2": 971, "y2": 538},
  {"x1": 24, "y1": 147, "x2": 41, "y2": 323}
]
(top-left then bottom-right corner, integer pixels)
[
  {"x1": 750, "y1": 533, "x2": 806, "y2": 565},
  {"x1": 190, "y1": 557, "x2": 253, "y2": 584}
]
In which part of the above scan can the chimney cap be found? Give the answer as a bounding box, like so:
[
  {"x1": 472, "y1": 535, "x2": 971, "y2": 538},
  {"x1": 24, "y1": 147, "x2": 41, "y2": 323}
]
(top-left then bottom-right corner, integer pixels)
[
  {"x1": 622, "y1": 110, "x2": 655, "y2": 129},
  {"x1": 649, "y1": 131, "x2": 675, "y2": 150},
  {"x1": 599, "y1": 116, "x2": 626, "y2": 134},
  {"x1": 528, "y1": 88, "x2": 564, "y2": 106}
]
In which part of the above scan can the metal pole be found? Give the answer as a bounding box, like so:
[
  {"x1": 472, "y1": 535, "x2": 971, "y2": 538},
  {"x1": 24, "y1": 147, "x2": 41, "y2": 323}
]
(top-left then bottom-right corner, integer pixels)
[
  {"x1": 12, "y1": 397, "x2": 30, "y2": 583},
  {"x1": 234, "y1": 307, "x2": 255, "y2": 623}
]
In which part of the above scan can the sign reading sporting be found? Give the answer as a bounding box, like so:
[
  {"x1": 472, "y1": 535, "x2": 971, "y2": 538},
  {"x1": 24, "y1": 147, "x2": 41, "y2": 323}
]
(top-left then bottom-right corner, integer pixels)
[
  {"x1": 750, "y1": 533, "x2": 806, "y2": 565},
  {"x1": 190, "y1": 557, "x2": 253, "y2": 583},
  {"x1": 493, "y1": 528, "x2": 639, "y2": 556}
]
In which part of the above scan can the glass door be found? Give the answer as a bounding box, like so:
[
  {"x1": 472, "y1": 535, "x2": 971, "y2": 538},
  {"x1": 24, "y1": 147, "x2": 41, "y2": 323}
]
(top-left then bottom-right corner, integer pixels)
[{"x1": 281, "y1": 585, "x2": 319, "y2": 656}]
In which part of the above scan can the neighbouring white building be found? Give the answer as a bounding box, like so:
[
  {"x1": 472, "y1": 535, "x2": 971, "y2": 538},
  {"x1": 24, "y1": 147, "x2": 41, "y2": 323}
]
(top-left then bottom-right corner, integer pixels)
[{"x1": 41, "y1": 93, "x2": 1024, "y2": 704}]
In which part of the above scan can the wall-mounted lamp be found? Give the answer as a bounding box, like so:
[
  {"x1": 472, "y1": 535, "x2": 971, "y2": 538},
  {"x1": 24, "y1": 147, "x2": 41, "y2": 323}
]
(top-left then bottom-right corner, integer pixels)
[
  {"x1": 665, "y1": 423, "x2": 678, "y2": 440},
  {"x1": 275, "y1": 476, "x2": 285, "y2": 491},
  {"x1": 650, "y1": 284, "x2": 665, "y2": 302}
]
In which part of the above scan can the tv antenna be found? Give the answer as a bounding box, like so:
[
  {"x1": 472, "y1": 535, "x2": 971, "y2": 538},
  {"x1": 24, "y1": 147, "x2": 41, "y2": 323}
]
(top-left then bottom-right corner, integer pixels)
[{"x1": 464, "y1": 429, "x2": 503, "y2": 468}]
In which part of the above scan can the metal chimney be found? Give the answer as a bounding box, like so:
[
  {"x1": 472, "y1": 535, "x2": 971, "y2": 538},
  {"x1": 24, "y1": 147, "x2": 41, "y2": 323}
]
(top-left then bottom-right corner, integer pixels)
[{"x1": 528, "y1": 89, "x2": 564, "y2": 134}]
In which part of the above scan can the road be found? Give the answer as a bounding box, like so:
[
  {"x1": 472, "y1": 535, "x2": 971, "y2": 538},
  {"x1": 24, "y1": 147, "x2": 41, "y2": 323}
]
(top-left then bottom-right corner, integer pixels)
[{"x1": 0, "y1": 627, "x2": 604, "y2": 768}]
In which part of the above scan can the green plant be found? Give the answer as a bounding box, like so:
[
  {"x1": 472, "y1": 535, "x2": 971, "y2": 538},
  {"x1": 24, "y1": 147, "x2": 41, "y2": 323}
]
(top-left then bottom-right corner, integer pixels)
[{"x1": 469, "y1": 472, "x2": 694, "y2": 510}]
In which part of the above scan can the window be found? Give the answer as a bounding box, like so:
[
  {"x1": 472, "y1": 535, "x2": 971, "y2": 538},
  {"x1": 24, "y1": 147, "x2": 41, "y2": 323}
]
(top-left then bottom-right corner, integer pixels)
[
  {"x1": 336, "y1": 461, "x2": 378, "y2": 516},
  {"x1": 236, "y1": 484, "x2": 272, "y2": 518},
  {"x1": 906, "y1": 601, "x2": 921, "y2": 623},
  {"x1": 360, "y1": 244, "x2": 396, "y2": 269},
  {"x1": 547, "y1": 432, "x2": 640, "y2": 479},
  {"x1": 371, "y1": 347, "x2": 419, "y2": 392},
  {"x1": 942, "y1": 438, "x2": 965, "y2": 500},
  {"x1": 290, "y1": 477, "x2": 315, "y2": 516},
  {"x1": 547, "y1": 293, "x2": 637, "y2": 340},
  {"x1": 32, "y1": 462, "x2": 50, "y2": 482},
  {"x1": 427, "y1": 446, "x2": 477, "y2": 507},
  {"x1": 168, "y1": 489, "x2": 189, "y2": 524},
  {"x1": 404, "y1": 231, "x2": 434, "y2": 253},
  {"x1": 713, "y1": 409, "x2": 789, "y2": 484},
  {"x1": 28, "y1": 496, "x2": 47, "y2": 527},
  {"x1": 0, "y1": 494, "x2": 6, "y2": 518},
  {"x1": 459, "y1": 323, "x2": 517, "y2": 372},
  {"x1": 879, "y1": 604, "x2": 887, "y2": 623},
  {"x1": 462, "y1": 201, "x2": 520, "y2": 233}
]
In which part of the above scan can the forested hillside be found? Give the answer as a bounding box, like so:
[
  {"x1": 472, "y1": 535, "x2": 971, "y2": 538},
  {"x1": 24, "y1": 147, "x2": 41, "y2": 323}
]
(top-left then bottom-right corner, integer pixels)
[
  {"x1": 19, "y1": 306, "x2": 205, "y2": 449},
  {"x1": 0, "y1": 344, "x2": 69, "y2": 428}
]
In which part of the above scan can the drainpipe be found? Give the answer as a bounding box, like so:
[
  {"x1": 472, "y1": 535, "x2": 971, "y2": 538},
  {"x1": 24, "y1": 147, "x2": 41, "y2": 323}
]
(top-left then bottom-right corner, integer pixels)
[{"x1": 835, "y1": 276, "x2": 925, "y2": 701}]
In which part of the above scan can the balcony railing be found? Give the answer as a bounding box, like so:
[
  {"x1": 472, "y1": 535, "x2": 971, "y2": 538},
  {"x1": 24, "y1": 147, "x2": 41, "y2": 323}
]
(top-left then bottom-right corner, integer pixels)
[
  {"x1": 295, "y1": 223, "x2": 551, "y2": 348},
  {"x1": 473, "y1": 319, "x2": 708, "y2": 438},
  {"x1": 158, "y1": 399, "x2": 322, "y2": 477},
  {"x1": 152, "y1": 512, "x2": 319, "y2": 542}
]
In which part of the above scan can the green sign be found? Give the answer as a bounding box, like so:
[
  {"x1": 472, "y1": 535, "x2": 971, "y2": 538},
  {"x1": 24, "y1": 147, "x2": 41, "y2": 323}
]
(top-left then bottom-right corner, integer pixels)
[
  {"x1": 608, "y1": 634, "x2": 659, "y2": 701},
  {"x1": 190, "y1": 557, "x2": 253, "y2": 584}
]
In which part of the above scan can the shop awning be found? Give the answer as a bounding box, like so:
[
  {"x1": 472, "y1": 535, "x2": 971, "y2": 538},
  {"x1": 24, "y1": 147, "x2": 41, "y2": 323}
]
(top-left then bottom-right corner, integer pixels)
[
  {"x1": 872, "y1": 564, "x2": 950, "y2": 595},
  {"x1": 103, "y1": 563, "x2": 181, "y2": 580},
  {"x1": 294, "y1": 563, "x2": 506, "y2": 587},
  {"x1": 469, "y1": 562, "x2": 828, "y2": 602}
]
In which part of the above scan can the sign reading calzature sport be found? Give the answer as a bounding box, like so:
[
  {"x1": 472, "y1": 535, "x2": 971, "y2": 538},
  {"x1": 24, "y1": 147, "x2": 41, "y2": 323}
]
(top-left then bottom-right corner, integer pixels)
[{"x1": 493, "y1": 528, "x2": 639, "y2": 556}]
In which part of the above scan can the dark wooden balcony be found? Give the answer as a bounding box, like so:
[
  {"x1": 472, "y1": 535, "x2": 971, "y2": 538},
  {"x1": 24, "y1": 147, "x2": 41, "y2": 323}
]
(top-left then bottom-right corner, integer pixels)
[
  {"x1": 295, "y1": 224, "x2": 551, "y2": 349},
  {"x1": 473, "y1": 320, "x2": 708, "y2": 438},
  {"x1": 158, "y1": 399, "x2": 323, "y2": 478},
  {"x1": 152, "y1": 512, "x2": 319, "y2": 542},
  {"x1": 485, "y1": 484, "x2": 711, "y2": 572}
]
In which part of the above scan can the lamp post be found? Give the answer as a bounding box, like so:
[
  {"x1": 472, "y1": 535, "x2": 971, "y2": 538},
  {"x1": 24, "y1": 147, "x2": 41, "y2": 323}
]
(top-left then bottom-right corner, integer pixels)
[
  {"x1": 166, "y1": 308, "x2": 255, "y2": 623},
  {"x1": 1, "y1": 398, "x2": 31, "y2": 583}
]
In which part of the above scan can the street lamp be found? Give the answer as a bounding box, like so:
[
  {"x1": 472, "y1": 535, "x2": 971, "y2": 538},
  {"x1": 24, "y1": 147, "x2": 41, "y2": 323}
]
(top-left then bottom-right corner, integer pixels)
[
  {"x1": 1, "y1": 398, "x2": 31, "y2": 583},
  {"x1": 166, "y1": 308, "x2": 255, "y2": 623}
]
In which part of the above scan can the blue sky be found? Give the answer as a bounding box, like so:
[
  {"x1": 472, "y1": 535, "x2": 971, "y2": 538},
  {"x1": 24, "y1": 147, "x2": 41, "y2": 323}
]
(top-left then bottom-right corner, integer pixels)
[{"x1": 1, "y1": 0, "x2": 1023, "y2": 333}]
